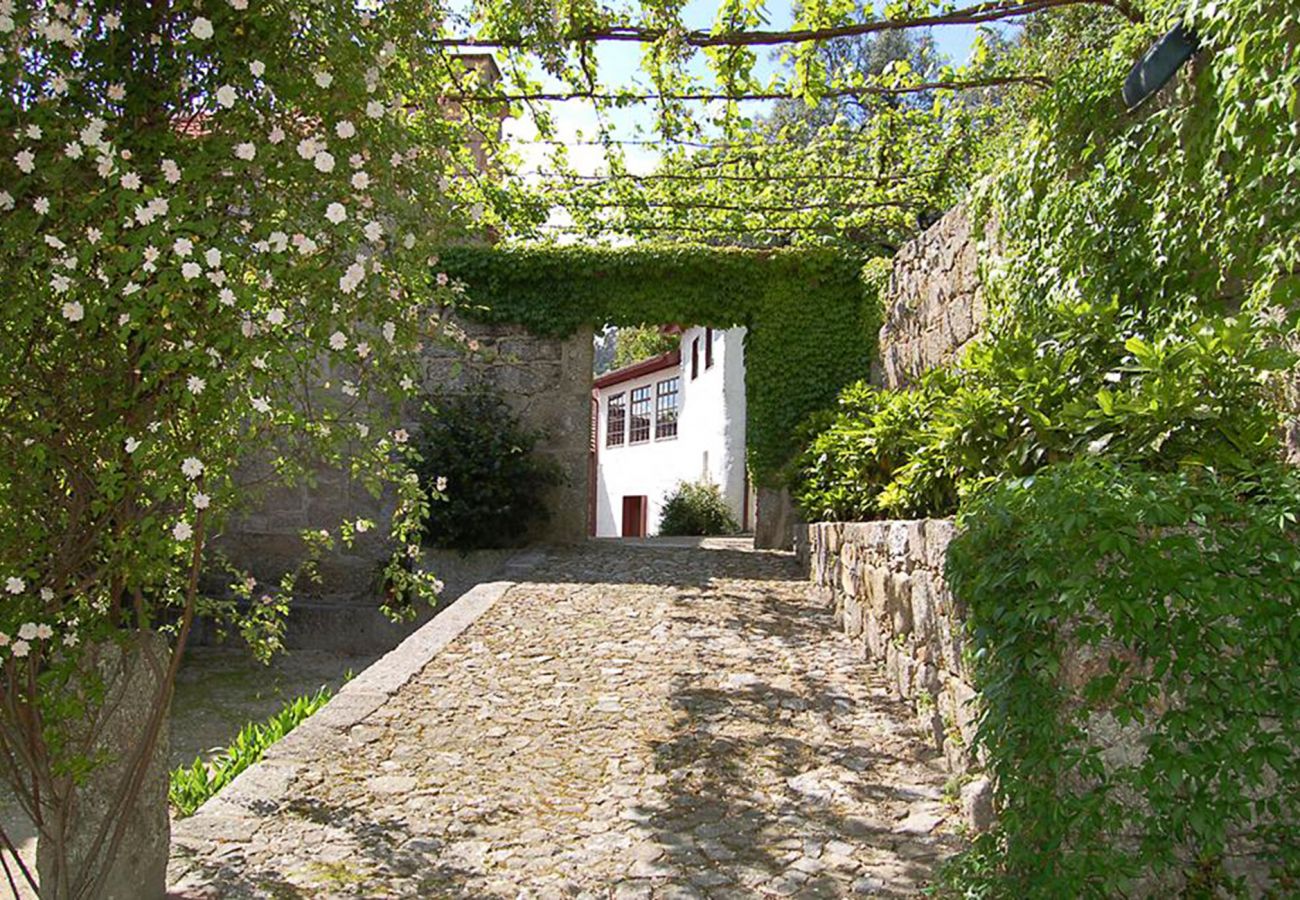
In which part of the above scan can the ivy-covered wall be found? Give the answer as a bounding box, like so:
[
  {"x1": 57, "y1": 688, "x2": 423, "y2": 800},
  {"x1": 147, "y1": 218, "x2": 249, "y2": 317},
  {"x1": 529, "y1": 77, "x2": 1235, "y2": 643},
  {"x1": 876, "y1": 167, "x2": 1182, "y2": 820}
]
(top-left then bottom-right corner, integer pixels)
[{"x1": 438, "y1": 244, "x2": 886, "y2": 484}]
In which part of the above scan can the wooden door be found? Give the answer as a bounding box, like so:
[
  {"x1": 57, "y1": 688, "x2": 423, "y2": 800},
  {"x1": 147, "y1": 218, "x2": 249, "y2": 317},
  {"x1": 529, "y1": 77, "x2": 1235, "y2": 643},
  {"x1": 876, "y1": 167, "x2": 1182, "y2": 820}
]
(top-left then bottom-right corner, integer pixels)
[{"x1": 621, "y1": 496, "x2": 647, "y2": 538}]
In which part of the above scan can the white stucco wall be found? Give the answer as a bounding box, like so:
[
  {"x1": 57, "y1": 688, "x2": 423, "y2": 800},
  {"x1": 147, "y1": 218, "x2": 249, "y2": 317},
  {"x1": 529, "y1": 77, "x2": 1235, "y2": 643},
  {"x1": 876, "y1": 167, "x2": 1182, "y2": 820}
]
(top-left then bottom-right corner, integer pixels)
[{"x1": 594, "y1": 326, "x2": 748, "y2": 537}]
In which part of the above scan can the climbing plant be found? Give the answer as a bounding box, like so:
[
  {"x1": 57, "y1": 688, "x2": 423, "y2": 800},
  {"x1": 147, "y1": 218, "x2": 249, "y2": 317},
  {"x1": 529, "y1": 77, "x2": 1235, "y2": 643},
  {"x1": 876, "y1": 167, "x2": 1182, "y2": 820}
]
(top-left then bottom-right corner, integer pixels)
[{"x1": 438, "y1": 244, "x2": 886, "y2": 483}]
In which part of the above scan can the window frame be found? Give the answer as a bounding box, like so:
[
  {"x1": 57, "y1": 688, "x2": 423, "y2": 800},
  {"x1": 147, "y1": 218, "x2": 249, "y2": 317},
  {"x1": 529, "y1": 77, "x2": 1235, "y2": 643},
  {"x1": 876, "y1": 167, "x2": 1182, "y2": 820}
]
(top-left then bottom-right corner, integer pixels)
[
  {"x1": 705, "y1": 328, "x2": 714, "y2": 369},
  {"x1": 606, "y1": 391, "x2": 626, "y2": 447},
  {"x1": 655, "y1": 376, "x2": 679, "y2": 440},
  {"x1": 628, "y1": 384, "x2": 653, "y2": 444},
  {"x1": 691, "y1": 336, "x2": 700, "y2": 380}
]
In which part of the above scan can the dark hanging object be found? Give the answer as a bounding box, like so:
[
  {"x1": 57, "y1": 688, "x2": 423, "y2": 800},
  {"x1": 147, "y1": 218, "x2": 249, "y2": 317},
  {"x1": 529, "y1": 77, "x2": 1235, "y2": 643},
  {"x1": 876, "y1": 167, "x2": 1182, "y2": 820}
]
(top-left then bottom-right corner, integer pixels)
[{"x1": 1123, "y1": 21, "x2": 1200, "y2": 111}]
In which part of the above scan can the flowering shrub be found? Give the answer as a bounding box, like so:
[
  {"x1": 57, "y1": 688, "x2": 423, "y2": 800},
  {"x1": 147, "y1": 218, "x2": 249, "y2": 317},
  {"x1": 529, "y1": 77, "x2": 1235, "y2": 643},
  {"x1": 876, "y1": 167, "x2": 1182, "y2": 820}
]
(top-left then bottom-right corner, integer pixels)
[{"x1": 0, "y1": 2, "x2": 495, "y2": 894}]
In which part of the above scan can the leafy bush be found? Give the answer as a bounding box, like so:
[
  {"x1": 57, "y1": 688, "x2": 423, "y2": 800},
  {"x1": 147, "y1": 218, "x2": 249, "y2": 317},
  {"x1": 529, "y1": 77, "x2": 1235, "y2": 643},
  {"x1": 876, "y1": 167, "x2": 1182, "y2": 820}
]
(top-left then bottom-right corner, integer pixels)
[
  {"x1": 410, "y1": 387, "x2": 563, "y2": 551},
  {"x1": 658, "y1": 480, "x2": 739, "y2": 536},
  {"x1": 946, "y1": 461, "x2": 1300, "y2": 896},
  {"x1": 169, "y1": 686, "x2": 333, "y2": 818},
  {"x1": 793, "y1": 306, "x2": 1293, "y2": 521},
  {"x1": 614, "y1": 324, "x2": 679, "y2": 369}
]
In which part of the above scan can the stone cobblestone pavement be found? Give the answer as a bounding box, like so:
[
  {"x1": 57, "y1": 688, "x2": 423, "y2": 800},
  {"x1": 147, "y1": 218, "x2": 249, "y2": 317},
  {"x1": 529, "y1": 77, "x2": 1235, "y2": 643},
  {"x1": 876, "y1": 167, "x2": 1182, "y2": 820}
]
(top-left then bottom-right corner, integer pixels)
[{"x1": 169, "y1": 541, "x2": 961, "y2": 898}]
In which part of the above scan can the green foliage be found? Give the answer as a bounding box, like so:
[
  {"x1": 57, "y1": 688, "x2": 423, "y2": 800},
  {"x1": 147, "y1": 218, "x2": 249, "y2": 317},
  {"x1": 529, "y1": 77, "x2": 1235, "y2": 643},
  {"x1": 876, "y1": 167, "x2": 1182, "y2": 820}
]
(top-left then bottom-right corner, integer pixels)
[
  {"x1": 169, "y1": 686, "x2": 333, "y2": 818},
  {"x1": 657, "y1": 480, "x2": 739, "y2": 536},
  {"x1": 439, "y1": 244, "x2": 885, "y2": 483},
  {"x1": 614, "y1": 324, "x2": 678, "y2": 369},
  {"x1": 409, "y1": 387, "x2": 562, "y2": 551},
  {"x1": 794, "y1": 306, "x2": 1292, "y2": 520},
  {"x1": 946, "y1": 461, "x2": 1300, "y2": 896}
]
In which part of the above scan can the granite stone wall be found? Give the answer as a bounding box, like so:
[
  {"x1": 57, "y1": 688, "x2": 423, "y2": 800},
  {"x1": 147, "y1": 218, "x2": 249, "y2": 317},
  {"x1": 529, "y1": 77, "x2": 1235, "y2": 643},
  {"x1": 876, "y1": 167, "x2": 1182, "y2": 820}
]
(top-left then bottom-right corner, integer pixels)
[
  {"x1": 797, "y1": 519, "x2": 993, "y2": 830},
  {"x1": 877, "y1": 205, "x2": 997, "y2": 390},
  {"x1": 213, "y1": 316, "x2": 592, "y2": 631}
]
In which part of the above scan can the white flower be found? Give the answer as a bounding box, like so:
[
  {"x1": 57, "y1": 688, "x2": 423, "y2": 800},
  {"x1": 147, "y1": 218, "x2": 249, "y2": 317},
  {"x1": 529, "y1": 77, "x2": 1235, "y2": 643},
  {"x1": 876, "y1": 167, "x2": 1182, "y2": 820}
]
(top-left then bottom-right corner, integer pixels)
[
  {"x1": 393, "y1": 428, "x2": 409, "y2": 444},
  {"x1": 366, "y1": 100, "x2": 385, "y2": 119},
  {"x1": 355, "y1": 341, "x2": 371, "y2": 359},
  {"x1": 251, "y1": 396, "x2": 271, "y2": 413},
  {"x1": 63, "y1": 633, "x2": 79, "y2": 648},
  {"x1": 325, "y1": 202, "x2": 347, "y2": 224},
  {"x1": 436, "y1": 476, "x2": 448, "y2": 492},
  {"x1": 107, "y1": 83, "x2": 126, "y2": 102},
  {"x1": 296, "y1": 137, "x2": 318, "y2": 160},
  {"x1": 0, "y1": 633, "x2": 9, "y2": 647},
  {"x1": 266, "y1": 308, "x2": 286, "y2": 326},
  {"x1": 234, "y1": 142, "x2": 256, "y2": 161},
  {"x1": 14, "y1": 149, "x2": 35, "y2": 173},
  {"x1": 230, "y1": 0, "x2": 249, "y2": 9},
  {"x1": 44, "y1": 234, "x2": 66, "y2": 250},
  {"x1": 250, "y1": 59, "x2": 265, "y2": 77},
  {"x1": 33, "y1": 197, "x2": 49, "y2": 215},
  {"x1": 173, "y1": 237, "x2": 193, "y2": 257},
  {"x1": 17, "y1": 623, "x2": 37, "y2": 641},
  {"x1": 86, "y1": 226, "x2": 102, "y2": 243},
  {"x1": 336, "y1": 120, "x2": 356, "y2": 139},
  {"x1": 181, "y1": 457, "x2": 204, "y2": 479},
  {"x1": 5, "y1": 577, "x2": 23, "y2": 595},
  {"x1": 356, "y1": 519, "x2": 371, "y2": 533},
  {"x1": 313, "y1": 151, "x2": 335, "y2": 173},
  {"x1": 120, "y1": 171, "x2": 141, "y2": 190},
  {"x1": 216, "y1": 84, "x2": 237, "y2": 108},
  {"x1": 204, "y1": 247, "x2": 222, "y2": 268},
  {"x1": 193, "y1": 492, "x2": 211, "y2": 510},
  {"x1": 125, "y1": 437, "x2": 140, "y2": 453},
  {"x1": 364, "y1": 221, "x2": 383, "y2": 242},
  {"x1": 64, "y1": 142, "x2": 83, "y2": 159},
  {"x1": 181, "y1": 261, "x2": 202, "y2": 280},
  {"x1": 11, "y1": 640, "x2": 29, "y2": 659},
  {"x1": 351, "y1": 171, "x2": 370, "y2": 191},
  {"x1": 219, "y1": 288, "x2": 236, "y2": 306},
  {"x1": 382, "y1": 321, "x2": 396, "y2": 342},
  {"x1": 40, "y1": 588, "x2": 53, "y2": 602},
  {"x1": 190, "y1": 17, "x2": 213, "y2": 39},
  {"x1": 61, "y1": 301, "x2": 84, "y2": 322},
  {"x1": 172, "y1": 521, "x2": 193, "y2": 541},
  {"x1": 34, "y1": 624, "x2": 52, "y2": 641},
  {"x1": 315, "y1": 71, "x2": 334, "y2": 88},
  {"x1": 0, "y1": 191, "x2": 13, "y2": 211},
  {"x1": 339, "y1": 261, "x2": 365, "y2": 294},
  {"x1": 329, "y1": 331, "x2": 347, "y2": 350},
  {"x1": 268, "y1": 126, "x2": 285, "y2": 144},
  {"x1": 187, "y1": 375, "x2": 205, "y2": 395}
]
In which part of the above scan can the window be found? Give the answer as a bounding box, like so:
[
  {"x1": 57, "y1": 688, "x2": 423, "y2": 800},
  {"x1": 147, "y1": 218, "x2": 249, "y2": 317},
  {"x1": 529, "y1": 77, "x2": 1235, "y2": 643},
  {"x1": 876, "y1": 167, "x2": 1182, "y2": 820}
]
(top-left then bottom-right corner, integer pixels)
[
  {"x1": 691, "y1": 337, "x2": 700, "y2": 380},
  {"x1": 705, "y1": 328, "x2": 714, "y2": 369},
  {"x1": 606, "y1": 392, "x2": 626, "y2": 447},
  {"x1": 655, "y1": 377, "x2": 679, "y2": 439},
  {"x1": 629, "y1": 385, "x2": 652, "y2": 443}
]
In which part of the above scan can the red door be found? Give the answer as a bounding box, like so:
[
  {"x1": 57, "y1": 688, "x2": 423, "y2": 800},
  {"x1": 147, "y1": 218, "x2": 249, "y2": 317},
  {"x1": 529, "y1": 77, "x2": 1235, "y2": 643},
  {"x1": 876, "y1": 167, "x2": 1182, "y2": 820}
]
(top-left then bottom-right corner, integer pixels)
[{"x1": 621, "y1": 496, "x2": 647, "y2": 538}]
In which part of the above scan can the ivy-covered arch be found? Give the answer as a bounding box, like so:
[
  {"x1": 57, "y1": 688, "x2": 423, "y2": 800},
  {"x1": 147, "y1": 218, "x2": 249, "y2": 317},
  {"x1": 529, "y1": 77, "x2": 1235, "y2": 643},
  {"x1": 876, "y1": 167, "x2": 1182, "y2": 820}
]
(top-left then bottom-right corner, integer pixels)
[{"x1": 438, "y1": 244, "x2": 888, "y2": 484}]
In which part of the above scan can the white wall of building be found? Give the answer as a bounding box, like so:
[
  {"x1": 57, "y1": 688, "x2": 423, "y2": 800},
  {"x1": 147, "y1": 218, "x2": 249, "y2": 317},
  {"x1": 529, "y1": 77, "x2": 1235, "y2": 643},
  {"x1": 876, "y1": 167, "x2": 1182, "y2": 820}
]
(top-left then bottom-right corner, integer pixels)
[{"x1": 594, "y1": 326, "x2": 748, "y2": 537}]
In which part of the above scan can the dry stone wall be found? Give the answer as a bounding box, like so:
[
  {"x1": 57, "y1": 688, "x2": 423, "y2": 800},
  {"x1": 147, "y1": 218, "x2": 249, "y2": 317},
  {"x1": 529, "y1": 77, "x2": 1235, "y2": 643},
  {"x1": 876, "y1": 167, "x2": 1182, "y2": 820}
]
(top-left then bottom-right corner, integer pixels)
[
  {"x1": 877, "y1": 205, "x2": 996, "y2": 390},
  {"x1": 797, "y1": 519, "x2": 994, "y2": 831}
]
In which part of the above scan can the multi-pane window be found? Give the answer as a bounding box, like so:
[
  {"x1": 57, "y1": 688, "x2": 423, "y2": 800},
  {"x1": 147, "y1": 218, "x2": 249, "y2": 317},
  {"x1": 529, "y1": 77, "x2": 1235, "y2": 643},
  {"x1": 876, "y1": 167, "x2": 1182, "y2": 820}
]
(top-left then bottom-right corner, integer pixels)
[
  {"x1": 705, "y1": 328, "x2": 715, "y2": 369},
  {"x1": 655, "y1": 377, "x2": 679, "y2": 439},
  {"x1": 606, "y1": 392, "x2": 626, "y2": 446},
  {"x1": 629, "y1": 386, "x2": 652, "y2": 443},
  {"x1": 691, "y1": 337, "x2": 700, "y2": 379}
]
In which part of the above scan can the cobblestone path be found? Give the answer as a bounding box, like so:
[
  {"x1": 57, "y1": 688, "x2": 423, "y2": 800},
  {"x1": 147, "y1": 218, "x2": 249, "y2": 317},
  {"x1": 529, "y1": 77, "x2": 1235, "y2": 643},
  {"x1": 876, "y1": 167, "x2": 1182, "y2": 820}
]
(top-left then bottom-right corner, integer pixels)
[{"x1": 170, "y1": 541, "x2": 960, "y2": 898}]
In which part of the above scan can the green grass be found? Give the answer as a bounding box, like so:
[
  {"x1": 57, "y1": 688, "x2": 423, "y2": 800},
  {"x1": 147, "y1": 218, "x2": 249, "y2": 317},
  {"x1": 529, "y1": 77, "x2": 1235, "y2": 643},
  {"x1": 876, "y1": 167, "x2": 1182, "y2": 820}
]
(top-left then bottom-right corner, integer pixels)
[{"x1": 169, "y1": 685, "x2": 334, "y2": 817}]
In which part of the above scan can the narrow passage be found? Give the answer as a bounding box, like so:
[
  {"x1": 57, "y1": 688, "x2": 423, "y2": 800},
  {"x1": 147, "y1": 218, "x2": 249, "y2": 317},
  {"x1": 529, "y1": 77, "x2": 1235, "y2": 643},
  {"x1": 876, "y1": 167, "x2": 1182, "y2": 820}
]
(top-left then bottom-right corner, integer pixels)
[{"x1": 170, "y1": 540, "x2": 959, "y2": 898}]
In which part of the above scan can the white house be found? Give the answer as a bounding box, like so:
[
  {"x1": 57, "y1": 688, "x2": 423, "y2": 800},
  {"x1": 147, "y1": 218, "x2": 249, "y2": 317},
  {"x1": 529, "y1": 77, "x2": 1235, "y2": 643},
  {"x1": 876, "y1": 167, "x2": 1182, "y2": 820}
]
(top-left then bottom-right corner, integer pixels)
[{"x1": 591, "y1": 325, "x2": 751, "y2": 537}]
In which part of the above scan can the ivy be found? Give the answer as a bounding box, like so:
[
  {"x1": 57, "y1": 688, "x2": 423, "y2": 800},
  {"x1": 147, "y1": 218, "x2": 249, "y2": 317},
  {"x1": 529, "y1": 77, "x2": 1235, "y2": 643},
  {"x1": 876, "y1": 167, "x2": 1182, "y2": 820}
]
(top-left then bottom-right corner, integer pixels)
[
  {"x1": 437, "y1": 244, "x2": 885, "y2": 482},
  {"x1": 946, "y1": 461, "x2": 1300, "y2": 896}
]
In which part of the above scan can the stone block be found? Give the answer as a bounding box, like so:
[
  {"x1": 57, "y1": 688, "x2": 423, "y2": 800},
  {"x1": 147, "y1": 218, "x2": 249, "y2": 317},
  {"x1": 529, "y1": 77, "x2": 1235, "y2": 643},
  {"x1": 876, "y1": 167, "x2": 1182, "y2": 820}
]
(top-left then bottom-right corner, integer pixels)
[
  {"x1": 924, "y1": 518, "x2": 955, "y2": 571},
  {"x1": 867, "y1": 566, "x2": 889, "y2": 616},
  {"x1": 887, "y1": 522, "x2": 910, "y2": 568},
  {"x1": 864, "y1": 613, "x2": 884, "y2": 660},
  {"x1": 911, "y1": 576, "x2": 934, "y2": 644},
  {"x1": 887, "y1": 572, "x2": 913, "y2": 637},
  {"x1": 961, "y1": 777, "x2": 995, "y2": 833}
]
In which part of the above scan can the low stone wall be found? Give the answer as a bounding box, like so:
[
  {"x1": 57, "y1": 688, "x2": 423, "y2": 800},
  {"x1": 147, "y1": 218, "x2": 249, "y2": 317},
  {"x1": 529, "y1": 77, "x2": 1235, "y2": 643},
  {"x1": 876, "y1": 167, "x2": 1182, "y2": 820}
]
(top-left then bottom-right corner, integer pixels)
[{"x1": 798, "y1": 519, "x2": 993, "y2": 829}]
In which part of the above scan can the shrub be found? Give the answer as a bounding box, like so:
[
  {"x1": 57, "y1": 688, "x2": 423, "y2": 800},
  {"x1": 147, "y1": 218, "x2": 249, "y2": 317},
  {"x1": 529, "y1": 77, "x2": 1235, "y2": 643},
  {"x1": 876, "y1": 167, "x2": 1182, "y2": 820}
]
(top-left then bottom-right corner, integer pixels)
[
  {"x1": 169, "y1": 686, "x2": 334, "y2": 818},
  {"x1": 793, "y1": 306, "x2": 1293, "y2": 522},
  {"x1": 410, "y1": 387, "x2": 563, "y2": 551},
  {"x1": 946, "y1": 461, "x2": 1300, "y2": 896},
  {"x1": 658, "y1": 480, "x2": 739, "y2": 536}
]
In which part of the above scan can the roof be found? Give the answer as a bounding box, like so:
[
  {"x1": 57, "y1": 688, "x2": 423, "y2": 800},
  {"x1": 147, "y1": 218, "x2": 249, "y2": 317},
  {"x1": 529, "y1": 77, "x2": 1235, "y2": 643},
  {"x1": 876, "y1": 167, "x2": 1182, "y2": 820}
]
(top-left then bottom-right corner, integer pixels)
[{"x1": 593, "y1": 348, "x2": 681, "y2": 390}]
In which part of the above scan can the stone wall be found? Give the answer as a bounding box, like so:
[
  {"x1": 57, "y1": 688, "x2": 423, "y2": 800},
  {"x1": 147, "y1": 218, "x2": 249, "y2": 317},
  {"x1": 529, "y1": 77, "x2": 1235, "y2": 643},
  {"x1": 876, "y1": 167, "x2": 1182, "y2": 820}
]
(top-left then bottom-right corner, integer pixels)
[
  {"x1": 211, "y1": 317, "x2": 592, "y2": 647},
  {"x1": 876, "y1": 205, "x2": 996, "y2": 390},
  {"x1": 797, "y1": 519, "x2": 994, "y2": 830}
]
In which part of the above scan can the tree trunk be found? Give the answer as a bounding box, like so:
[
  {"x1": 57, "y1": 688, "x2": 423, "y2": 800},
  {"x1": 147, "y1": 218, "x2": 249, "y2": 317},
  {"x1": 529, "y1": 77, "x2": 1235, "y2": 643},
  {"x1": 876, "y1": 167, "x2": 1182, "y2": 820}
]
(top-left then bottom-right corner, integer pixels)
[{"x1": 35, "y1": 634, "x2": 171, "y2": 900}]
